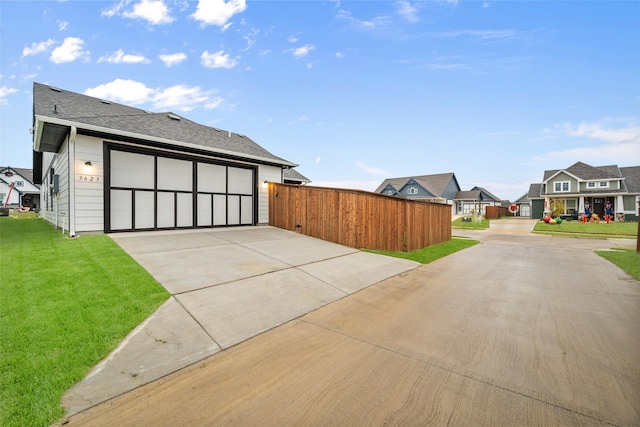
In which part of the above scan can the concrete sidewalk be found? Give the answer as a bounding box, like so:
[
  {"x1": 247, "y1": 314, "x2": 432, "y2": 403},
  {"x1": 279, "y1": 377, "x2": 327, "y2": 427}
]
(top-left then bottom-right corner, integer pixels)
[{"x1": 62, "y1": 226, "x2": 420, "y2": 415}]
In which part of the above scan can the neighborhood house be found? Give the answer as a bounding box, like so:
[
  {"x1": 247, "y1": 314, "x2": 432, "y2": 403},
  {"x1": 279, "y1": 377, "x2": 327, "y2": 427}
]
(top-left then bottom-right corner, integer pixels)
[
  {"x1": 375, "y1": 173, "x2": 505, "y2": 216},
  {"x1": 31, "y1": 82, "x2": 299, "y2": 236},
  {"x1": 524, "y1": 161, "x2": 640, "y2": 221},
  {"x1": 0, "y1": 166, "x2": 40, "y2": 210}
]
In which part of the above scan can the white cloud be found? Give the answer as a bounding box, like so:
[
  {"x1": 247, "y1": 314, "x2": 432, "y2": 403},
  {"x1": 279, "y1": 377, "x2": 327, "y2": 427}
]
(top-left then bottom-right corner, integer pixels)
[
  {"x1": 436, "y1": 29, "x2": 517, "y2": 40},
  {"x1": 84, "y1": 79, "x2": 223, "y2": 112},
  {"x1": 561, "y1": 121, "x2": 640, "y2": 143},
  {"x1": 315, "y1": 157, "x2": 321, "y2": 164},
  {"x1": 201, "y1": 50, "x2": 238, "y2": 69},
  {"x1": 355, "y1": 161, "x2": 393, "y2": 176},
  {"x1": 289, "y1": 44, "x2": 315, "y2": 59},
  {"x1": 98, "y1": 49, "x2": 150, "y2": 64},
  {"x1": 159, "y1": 52, "x2": 187, "y2": 66},
  {"x1": 103, "y1": 0, "x2": 174, "y2": 25},
  {"x1": 152, "y1": 85, "x2": 211, "y2": 111},
  {"x1": 535, "y1": 120, "x2": 640, "y2": 164},
  {"x1": 58, "y1": 20, "x2": 69, "y2": 31},
  {"x1": 396, "y1": 0, "x2": 419, "y2": 23},
  {"x1": 191, "y1": 0, "x2": 247, "y2": 27},
  {"x1": 84, "y1": 79, "x2": 154, "y2": 105},
  {"x1": 50, "y1": 37, "x2": 89, "y2": 64},
  {"x1": 22, "y1": 39, "x2": 55, "y2": 57},
  {"x1": 0, "y1": 86, "x2": 18, "y2": 106},
  {"x1": 204, "y1": 97, "x2": 224, "y2": 109},
  {"x1": 287, "y1": 36, "x2": 298, "y2": 43},
  {"x1": 124, "y1": 0, "x2": 174, "y2": 25},
  {"x1": 336, "y1": 9, "x2": 393, "y2": 32},
  {"x1": 336, "y1": 51, "x2": 345, "y2": 59}
]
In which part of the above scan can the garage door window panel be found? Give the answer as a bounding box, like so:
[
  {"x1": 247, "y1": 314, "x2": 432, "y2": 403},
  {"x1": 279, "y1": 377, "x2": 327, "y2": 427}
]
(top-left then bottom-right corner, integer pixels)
[
  {"x1": 197, "y1": 193, "x2": 213, "y2": 226},
  {"x1": 176, "y1": 192, "x2": 193, "y2": 227},
  {"x1": 197, "y1": 163, "x2": 226, "y2": 193},
  {"x1": 157, "y1": 192, "x2": 175, "y2": 228},
  {"x1": 158, "y1": 157, "x2": 192, "y2": 191},
  {"x1": 228, "y1": 167, "x2": 253, "y2": 195},
  {"x1": 135, "y1": 191, "x2": 155, "y2": 229},
  {"x1": 111, "y1": 151, "x2": 154, "y2": 189},
  {"x1": 110, "y1": 189, "x2": 132, "y2": 230},
  {"x1": 213, "y1": 195, "x2": 227, "y2": 225}
]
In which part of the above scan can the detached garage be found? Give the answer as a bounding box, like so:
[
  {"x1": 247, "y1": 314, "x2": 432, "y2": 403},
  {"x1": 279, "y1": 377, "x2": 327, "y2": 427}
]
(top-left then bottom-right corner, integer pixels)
[{"x1": 32, "y1": 82, "x2": 297, "y2": 236}]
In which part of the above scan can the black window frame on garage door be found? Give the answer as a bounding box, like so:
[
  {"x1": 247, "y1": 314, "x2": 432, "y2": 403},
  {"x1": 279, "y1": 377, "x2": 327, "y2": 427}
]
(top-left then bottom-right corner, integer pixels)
[{"x1": 104, "y1": 142, "x2": 258, "y2": 233}]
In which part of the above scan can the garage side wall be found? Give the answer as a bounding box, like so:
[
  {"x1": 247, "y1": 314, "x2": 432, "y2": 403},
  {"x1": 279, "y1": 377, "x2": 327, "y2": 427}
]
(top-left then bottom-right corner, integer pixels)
[
  {"x1": 257, "y1": 165, "x2": 282, "y2": 224},
  {"x1": 40, "y1": 138, "x2": 71, "y2": 230},
  {"x1": 74, "y1": 135, "x2": 105, "y2": 232}
]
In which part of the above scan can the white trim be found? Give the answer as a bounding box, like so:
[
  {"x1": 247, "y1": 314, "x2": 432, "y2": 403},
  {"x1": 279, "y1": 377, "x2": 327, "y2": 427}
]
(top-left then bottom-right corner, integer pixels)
[
  {"x1": 34, "y1": 115, "x2": 298, "y2": 168},
  {"x1": 69, "y1": 126, "x2": 77, "y2": 237}
]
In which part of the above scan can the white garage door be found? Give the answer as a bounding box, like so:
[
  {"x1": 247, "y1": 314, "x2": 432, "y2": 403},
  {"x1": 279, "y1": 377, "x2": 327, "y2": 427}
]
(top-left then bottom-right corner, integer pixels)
[{"x1": 107, "y1": 147, "x2": 255, "y2": 232}]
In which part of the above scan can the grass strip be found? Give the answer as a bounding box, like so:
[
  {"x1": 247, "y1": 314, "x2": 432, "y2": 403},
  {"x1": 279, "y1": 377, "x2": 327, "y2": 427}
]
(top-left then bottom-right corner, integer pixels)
[
  {"x1": 0, "y1": 218, "x2": 169, "y2": 427},
  {"x1": 364, "y1": 237, "x2": 480, "y2": 264},
  {"x1": 451, "y1": 217, "x2": 490, "y2": 229},
  {"x1": 596, "y1": 249, "x2": 640, "y2": 281},
  {"x1": 533, "y1": 220, "x2": 637, "y2": 238}
]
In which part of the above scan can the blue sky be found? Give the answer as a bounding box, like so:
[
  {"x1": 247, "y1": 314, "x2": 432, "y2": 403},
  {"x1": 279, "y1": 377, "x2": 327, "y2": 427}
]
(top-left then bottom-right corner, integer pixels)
[{"x1": 1, "y1": 0, "x2": 639, "y2": 201}]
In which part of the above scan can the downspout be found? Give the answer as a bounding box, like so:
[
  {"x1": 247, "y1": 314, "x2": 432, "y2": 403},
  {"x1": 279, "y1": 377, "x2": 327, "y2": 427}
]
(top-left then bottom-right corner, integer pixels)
[{"x1": 68, "y1": 126, "x2": 77, "y2": 237}]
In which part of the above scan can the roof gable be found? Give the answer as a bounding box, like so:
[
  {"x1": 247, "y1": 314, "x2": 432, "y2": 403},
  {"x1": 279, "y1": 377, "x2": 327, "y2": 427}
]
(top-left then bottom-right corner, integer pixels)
[
  {"x1": 544, "y1": 161, "x2": 622, "y2": 182},
  {"x1": 375, "y1": 172, "x2": 459, "y2": 198}
]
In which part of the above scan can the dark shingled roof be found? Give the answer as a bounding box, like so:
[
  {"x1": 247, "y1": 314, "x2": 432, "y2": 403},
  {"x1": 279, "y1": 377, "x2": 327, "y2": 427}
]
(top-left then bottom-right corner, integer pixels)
[
  {"x1": 283, "y1": 168, "x2": 311, "y2": 184},
  {"x1": 33, "y1": 82, "x2": 294, "y2": 166},
  {"x1": 620, "y1": 166, "x2": 640, "y2": 193},
  {"x1": 528, "y1": 183, "x2": 543, "y2": 199},
  {"x1": 454, "y1": 190, "x2": 481, "y2": 201},
  {"x1": 543, "y1": 161, "x2": 621, "y2": 181},
  {"x1": 0, "y1": 166, "x2": 36, "y2": 185},
  {"x1": 374, "y1": 172, "x2": 458, "y2": 197}
]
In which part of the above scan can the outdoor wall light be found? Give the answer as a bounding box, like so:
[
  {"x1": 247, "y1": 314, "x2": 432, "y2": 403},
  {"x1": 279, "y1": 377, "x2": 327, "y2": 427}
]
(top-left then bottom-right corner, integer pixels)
[{"x1": 84, "y1": 161, "x2": 92, "y2": 167}]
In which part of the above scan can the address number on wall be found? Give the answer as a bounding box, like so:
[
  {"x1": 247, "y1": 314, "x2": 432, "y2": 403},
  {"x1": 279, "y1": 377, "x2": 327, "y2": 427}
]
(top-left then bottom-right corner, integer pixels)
[{"x1": 76, "y1": 175, "x2": 101, "y2": 182}]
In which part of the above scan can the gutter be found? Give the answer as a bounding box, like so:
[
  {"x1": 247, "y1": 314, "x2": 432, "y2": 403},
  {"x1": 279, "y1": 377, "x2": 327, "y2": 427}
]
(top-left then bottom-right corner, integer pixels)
[{"x1": 34, "y1": 115, "x2": 298, "y2": 168}]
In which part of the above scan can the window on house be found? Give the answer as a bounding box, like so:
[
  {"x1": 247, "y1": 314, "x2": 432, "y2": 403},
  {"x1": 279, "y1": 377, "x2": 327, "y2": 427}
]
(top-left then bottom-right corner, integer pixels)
[
  {"x1": 599, "y1": 181, "x2": 609, "y2": 188},
  {"x1": 406, "y1": 186, "x2": 418, "y2": 195},
  {"x1": 554, "y1": 181, "x2": 570, "y2": 192},
  {"x1": 587, "y1": 182, "x2": 596, "y2": 188}
]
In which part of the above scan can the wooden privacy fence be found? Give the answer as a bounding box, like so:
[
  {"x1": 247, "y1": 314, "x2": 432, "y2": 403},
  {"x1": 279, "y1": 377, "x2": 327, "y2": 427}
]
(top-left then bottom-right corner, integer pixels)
[
  {"x1": 268, "y1": 183, "x2": 451, "y2": 252},
  {"x1": 485, "y1": 205, "x2": 511, "y2": 219}
]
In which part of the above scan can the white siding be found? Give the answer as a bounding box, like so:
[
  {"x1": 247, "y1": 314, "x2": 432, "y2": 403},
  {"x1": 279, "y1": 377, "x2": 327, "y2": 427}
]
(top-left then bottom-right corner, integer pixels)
[
  {"x1": 258, "y1": 165, "x2": 283, "y2": 224},
  {"x1": 74, "y1": 135, "x2": 104, "y2": 232}
]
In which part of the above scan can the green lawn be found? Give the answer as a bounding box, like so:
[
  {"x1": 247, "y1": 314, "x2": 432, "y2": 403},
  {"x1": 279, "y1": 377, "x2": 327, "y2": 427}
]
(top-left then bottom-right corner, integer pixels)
[
  {"x1": 451, "y1": 216, "x2": 490, "y2": 229},
  {"x1": 0, "y1": 218, "x2": 169, "y2": 427},
  {"x1": 596, "y1": 249, "x2": 640, "y2": 281},
  {"x1": 365, "y1": 237, "x2": 480, "y2": 264},
  {"x1": 533, "y1": 220, "x2": 638, "y2": 238}
]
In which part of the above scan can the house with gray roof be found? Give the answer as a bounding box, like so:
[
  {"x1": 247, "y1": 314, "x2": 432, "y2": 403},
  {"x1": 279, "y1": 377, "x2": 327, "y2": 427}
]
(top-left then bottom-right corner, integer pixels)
[
  {"x1": 524, "y1": 161, "x2": 640, "y2": 220},
  {"x1": 32, "y1": 82, "x2": 297, "y2": 235},
  {"x1": 454, "y1": 186, "x2": 505, "y2": 215},
  {"x1": 375, "y1": 173, "x2": 505, "y2": 215},
  {"x1": 375, "y1": 173, "x2": 460, "y2": 209},
  {"x1": 283, "y1": 168, "x2": 311, "y2": 185},
  {"x1": 0, "y1": 166, "x2": 40, "y2": 210}
]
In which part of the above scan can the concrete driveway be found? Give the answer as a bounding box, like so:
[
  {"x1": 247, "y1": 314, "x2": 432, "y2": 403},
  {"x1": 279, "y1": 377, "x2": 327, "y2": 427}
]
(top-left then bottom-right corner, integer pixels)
[
  {"x1": 65, "y1": 227, "x2": 639, "y2": 426},
  {"x1": 62, "y1": 226, "x2": 419, "y2": 415}
]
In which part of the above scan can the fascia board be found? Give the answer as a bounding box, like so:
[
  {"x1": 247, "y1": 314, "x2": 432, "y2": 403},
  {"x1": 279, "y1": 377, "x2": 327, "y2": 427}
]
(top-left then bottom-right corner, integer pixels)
[{"x1": 35, "y1": 115, "x2": 298, "y2": 168}]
